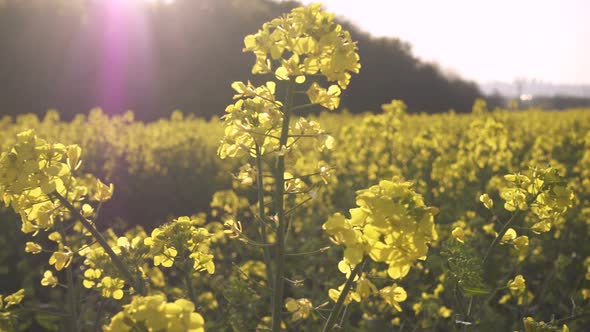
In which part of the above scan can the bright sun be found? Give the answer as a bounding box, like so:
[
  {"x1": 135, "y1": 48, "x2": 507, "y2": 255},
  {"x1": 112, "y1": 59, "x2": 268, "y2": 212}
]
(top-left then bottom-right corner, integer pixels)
[{"x1": 143, "y1": 0, "x2": 175, "y2": 4}]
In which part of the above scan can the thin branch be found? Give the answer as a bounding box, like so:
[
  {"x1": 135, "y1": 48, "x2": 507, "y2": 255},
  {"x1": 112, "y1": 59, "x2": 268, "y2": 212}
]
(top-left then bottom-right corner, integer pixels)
[
  {"x1": 285, "y1": 246, "x2": 331, "y2": 256},
  {"x1": 482, "y1": 211, "x2": 521, "y2": 265},
  {"x1": 53, "y1": 193, "x2": 144, "y2": 294},
  {"x1": 555, "y1": 311, "x2": 590, "y2": 325},
  {"x1": 284, "y1": 196, "x2": 314, "y2": 216},
  {"x1": 290, "y1": 103, "x2": 317, "y2": 112},
  {"x1": 482, "y1": 192, "x2": 540, "y2": 265},
  {"x1": 322, "y1": 258, "x2": 367, "y2": 332}
]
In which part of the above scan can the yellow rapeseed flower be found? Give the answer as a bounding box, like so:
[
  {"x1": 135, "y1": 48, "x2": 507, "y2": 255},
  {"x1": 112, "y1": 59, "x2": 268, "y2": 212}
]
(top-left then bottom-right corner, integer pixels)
[
  {"x1": 41, "y1": 270, "x2": 58, "y2": 288},
  {"x1": 508, "y1": 274, "x2": 526, "y2": 294},
  {"x1": 99, "y1": 276, "x2": 125, "y2": 300},
  {"x1": 379, "y1": 284, "x2": 407, "y2": 312},
  {"x1": 25, "y1": 242, "x2": 43, "y2": 254},
  {"x1": 452, "y1": 227, "x2": 466, "y2": 244}
]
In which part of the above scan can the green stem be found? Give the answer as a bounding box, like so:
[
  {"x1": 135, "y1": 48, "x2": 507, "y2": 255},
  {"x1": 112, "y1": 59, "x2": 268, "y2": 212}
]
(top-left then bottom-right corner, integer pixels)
[
  {"x1": 338, "y1": 304, "x2": 352, "y2": 329},
  {"x1": 184, "y1": 261, "x2": 198, "y2": 305},
  {"x1": 66, "y1": 251, "x2": 77, "y2": 332},
  {"x1": 271, "y1": 79, "x2": 295, "y2": 332},
  {"x1": 54, "y1": 193, "x2": 145, "y2": 294},
  {"x1": 255, "y1": 143, "x2": 274, "y2": 288},
  {"x1": 322, "y1": 258, "x2": 366, "y2": 332},
  {"x1": 461, "y1": 297, "x2": 475, "y2": 331},
  {"x1": 285, "y1": 246, "x2": 330, "y2": 256},
  {"x1": 482, "y1": 192, "x2": 541, "y2": 265},
  {"x1": 555, "y1": 311, "x2": 590, "y2": 324},
  {"x1": 290, "y1": 103, "x2": 317, "y2": 112},
  {"x1": 482, "y1": 210, "x2": 521, "y2": 265},
  {"x1": 56, "y1": 218, "x2": 77, "y2": 332}
]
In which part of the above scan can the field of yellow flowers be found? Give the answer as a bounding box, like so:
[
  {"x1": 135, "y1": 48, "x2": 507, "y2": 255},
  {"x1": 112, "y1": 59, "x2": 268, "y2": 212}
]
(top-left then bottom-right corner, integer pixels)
[{"x1": 1, "y1": 4, "x2": 589, "y2": 332}]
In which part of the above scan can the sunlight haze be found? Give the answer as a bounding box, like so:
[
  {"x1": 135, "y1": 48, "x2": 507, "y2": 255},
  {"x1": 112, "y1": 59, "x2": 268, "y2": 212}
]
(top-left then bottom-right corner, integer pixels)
[{"x1": 295, "y1": 0, "x2": 590, "y2": 85}]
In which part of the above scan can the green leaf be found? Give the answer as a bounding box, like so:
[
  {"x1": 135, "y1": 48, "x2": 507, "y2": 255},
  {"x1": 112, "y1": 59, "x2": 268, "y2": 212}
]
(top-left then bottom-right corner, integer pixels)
[{"x1": 462, "y1": 286, "x2": 492, "y2": 296}]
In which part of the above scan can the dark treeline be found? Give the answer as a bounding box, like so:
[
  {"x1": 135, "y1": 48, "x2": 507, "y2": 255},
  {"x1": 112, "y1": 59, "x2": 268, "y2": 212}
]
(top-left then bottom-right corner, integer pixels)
[
  {"x1": 0, "y1": 0, "x2": 482, "y2": 121},
  {"x1": 522, "y1": 96, "x2": 590, "y2": 110}
]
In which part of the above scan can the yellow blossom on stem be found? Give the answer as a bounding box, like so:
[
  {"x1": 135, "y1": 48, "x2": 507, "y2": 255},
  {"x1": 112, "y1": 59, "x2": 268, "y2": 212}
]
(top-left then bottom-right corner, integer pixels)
[
  {"x1": 66, "y1": 144, "x2": 82, "y2": 171},
  {"x1": 513, "y1": 236, "x2": 529, "y2": 251},
  {"x1": 480, "y1": 193, "x2": 494, "y2": 209},
  {"x1": 284, "y1": 298, "x2": 313, "y2": 321},
  {"x1": 452, "y1": 227, "x2": 466, "y2": 244},
  {"x1": 508, "y1": 274, "x2": 526, "y2": 295},
  {"x1": 439, "y1": 306, "x2": 452, "y2": 318},
  {"x1": 355, "y1": 273, "x2": 377, "y2": 300},
  {"x1": 306, "y1": 83, "x2": 341, "y2": 111},
  {"x1": 104, "y1": 295, "x2": 205, "y2": 332},
  {"x1": 379, "y1": 284, "x2": 407, "y2": 312},
  {"x1": 93, "y1": 179, "x2": 114, "y2": 202},
  {"x1": 41, "y1": 270, "x2": 58, "y2": 287},
  {"x1": 83, "y1": 268, "x2": 102, "y2": 288},
  {"x1": 3, "y1": 289, "x2": 25, "y2": 310},
  {"x1": 99, "y1": 276, "x2": 125, "y2": 300},
  {"x1": 154, "y1": 247, "x2": 177, "y2": 268},
  {"x1": 48, "y1": 245, "x2": 73, "y2": 271},
  {"x1": 25, "y1": 242, "x2": 43, "y2": 254},
  {"x1": 501, "y1": 228, "x2": 517, "y2": 243},
  {"x1": 329, "y1": 283, "x2": 361, "y2": 305}
]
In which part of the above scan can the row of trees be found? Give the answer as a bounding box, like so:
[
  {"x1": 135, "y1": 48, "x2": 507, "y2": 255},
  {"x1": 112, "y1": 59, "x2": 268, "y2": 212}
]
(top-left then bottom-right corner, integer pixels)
[{"x1": 0, "y1": 0, "x2": 482, "y2": 120}]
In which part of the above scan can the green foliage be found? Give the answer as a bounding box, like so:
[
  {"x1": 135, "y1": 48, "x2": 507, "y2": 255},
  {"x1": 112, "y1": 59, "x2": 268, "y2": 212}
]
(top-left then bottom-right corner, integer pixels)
[
  {"x1": 1, "y1": 105, "x2": 590, "y2": 331},
  {"x1": 441, "y1": 241, "x2": 488, "y2": 296},
  {"x1": 221, "y1": 272, "x2": 267, "y2": 331}
]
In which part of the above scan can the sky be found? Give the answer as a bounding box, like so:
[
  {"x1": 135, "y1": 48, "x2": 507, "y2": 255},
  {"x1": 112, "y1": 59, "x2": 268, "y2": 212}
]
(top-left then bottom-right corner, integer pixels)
[{"x1": 294, "y1": 0, "x2": 590, "y2": 85}]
